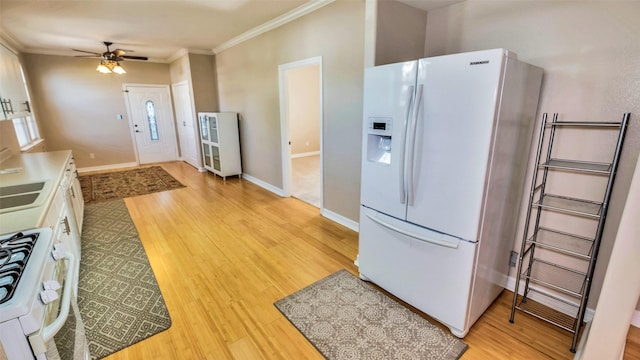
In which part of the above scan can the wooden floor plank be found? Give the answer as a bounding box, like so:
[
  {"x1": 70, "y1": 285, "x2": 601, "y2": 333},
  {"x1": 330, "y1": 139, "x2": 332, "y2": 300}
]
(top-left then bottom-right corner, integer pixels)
[{"x1": 95, "y1": 161, "x2": 638, "y2": 359}]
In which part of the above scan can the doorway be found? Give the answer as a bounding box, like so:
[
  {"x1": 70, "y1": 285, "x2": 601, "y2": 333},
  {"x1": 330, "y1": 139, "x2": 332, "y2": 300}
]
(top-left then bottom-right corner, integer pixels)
[
  {"x1": 278, "y1": 57, "x2": 323, "y2": 208},
  {"x1": 124, "y1": 84, "x2": 179, "y2": 164},
  {"x1": 171, "y1": 81, "x2": 202, "y2": 169}
]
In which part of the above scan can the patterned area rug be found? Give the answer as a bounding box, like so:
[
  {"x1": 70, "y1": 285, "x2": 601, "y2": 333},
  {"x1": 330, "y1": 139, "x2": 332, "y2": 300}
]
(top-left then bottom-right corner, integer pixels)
[
  {"x1": 275, "y1": 270, "x2": 468, "y2": 360},
  {"x1": 78, "y1": 199, "x2": 171, "y2": 359},
  {"x1": 79, "y1": 166, "x2": 185, "y2": 204}
]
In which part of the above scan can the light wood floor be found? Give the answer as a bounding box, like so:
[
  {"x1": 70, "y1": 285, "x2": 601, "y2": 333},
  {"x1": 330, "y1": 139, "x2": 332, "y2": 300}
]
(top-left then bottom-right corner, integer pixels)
[{"x1": 103, "y1": 161, "x2": 639, "y2": 360}]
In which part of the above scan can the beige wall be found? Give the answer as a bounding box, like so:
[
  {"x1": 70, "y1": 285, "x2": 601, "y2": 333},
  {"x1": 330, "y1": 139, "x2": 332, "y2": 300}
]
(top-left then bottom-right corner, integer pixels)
[
  {"x1": 189, "y1": 53, "x2": 219, "y2": 113},
  {"x1": 169, "y1": 53, "x2": 190, "y2": 84},
  {"x1": 287, "y1": 65, "x2": 320, "y2": 154},
  {"x1": 425, "y1": 1, "x2": 640, "y2": 309},
  {"x1": 375, "y1": 0, "x2": 427, "y2": 65},
  {"x1": 215, "y1": 0, "x2": 365, "y2": 221},
  {"x1": 0, "y1": 120, "x2": 21, "y2": 154},
  {"x1": 23, "y1": 54, "x2": 171, "y2": 168}
]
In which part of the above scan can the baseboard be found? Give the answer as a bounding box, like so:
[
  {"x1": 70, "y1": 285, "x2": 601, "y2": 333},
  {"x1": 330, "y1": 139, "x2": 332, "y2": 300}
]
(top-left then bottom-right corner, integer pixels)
[
  {"x1": 77, "y1": 162, "x2": 138, "y2": 174},
  {"x1": 506, "y1": 275, "x2": 596, "y2": 322},
  {"x1": 320, "y1": 208, "x2": 359, "y2": 232},
  {"x1": 241, "y1": 173, "x2": 286, "y2": 197},
  {"x1": 632, "y1": 310, "x2": 640, "y2": 328},
  {"x1": 291, "y1": 151, "x2": 320, "y2": 159},
  {"x1": 242, "y1": 173, "x2": 358, "y2": 232}
]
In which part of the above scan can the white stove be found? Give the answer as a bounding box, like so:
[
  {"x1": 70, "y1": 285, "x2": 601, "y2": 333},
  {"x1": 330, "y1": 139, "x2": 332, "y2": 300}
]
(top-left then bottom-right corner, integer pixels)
[{"x1": 0, "y1": 229, "x2": 87, "y2": 359}]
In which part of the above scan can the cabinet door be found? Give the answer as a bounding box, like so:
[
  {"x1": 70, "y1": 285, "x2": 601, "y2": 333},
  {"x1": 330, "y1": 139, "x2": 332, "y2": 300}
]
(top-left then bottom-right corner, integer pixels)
[
  {"x1": 212, "y1": 146, "x2": 221, "y2": 171},
  {"x1": 199, "y1": 114, "x2": 209, "y2": 141},
  {"x1": 70, "y1": 177, "x2": 84, "y2": 233},
  {"x1": 202, "y1": 143, "x2": 212, "y2": 168},
  {"x1": 0, "y1": 44, "x2": 29, "y2": 119},
  {"x1": 209, "y1": 115, "x2": 219, "y2": 144}
]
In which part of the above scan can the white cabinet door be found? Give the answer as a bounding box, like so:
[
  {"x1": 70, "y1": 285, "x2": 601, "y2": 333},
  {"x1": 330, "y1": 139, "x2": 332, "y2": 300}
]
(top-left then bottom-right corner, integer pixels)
[
  {"x1": 0, "y1": 44, "x2": 30, "y2": 119},
  {"x1": 172, "y1": 81, "x2": 201, "y2": 169}
]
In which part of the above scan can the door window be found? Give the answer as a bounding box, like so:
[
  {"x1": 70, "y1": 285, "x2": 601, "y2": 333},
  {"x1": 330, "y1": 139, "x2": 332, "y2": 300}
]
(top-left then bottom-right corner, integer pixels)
[{"x1": 145, "y1": 100, "x2": 160, "y2": 141}]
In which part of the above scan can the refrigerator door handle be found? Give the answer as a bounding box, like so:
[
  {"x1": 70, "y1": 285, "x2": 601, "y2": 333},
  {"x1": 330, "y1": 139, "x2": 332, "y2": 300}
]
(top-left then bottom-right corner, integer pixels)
[
  {"x1": 365, "y1": 212, "x2": 459, "y2": 249},
  {"x1": 406, "y1": 84, "x2": 423, "y2": 206},
  {"x1": 400, "y1": 85, "x2": 415, "y2": 204}
]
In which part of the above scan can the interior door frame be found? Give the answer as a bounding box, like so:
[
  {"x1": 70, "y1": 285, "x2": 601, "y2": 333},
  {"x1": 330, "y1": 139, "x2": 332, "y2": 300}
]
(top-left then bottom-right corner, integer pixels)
[
  {"x1": 123, "y1": 83, "x2": 178, "y2": 165},
  {"x1": 278, "y1": 56, "x2": 324, "y2": 208}
]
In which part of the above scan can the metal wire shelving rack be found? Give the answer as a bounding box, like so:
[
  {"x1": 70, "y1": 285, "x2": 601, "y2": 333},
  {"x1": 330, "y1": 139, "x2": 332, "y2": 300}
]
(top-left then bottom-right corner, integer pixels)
[{"x1": 509, "y1": 112, "x2": 630, "y2": 352}]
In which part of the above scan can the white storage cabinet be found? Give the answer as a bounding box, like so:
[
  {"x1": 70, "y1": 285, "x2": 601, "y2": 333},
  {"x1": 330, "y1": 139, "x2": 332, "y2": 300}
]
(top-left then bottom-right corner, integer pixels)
[
  {"x1": 0, "y1": 44, "x2": 30, "y2": 120},
  {"x1": 198, "y1": 112, "x2": 242, "y2": 180}
]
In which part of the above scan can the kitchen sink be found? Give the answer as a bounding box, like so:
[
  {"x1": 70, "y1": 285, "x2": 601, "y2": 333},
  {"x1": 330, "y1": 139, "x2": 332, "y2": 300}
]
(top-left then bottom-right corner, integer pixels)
[
  {"x1": 0, "y1": 182, "x2": 45, "y2": 196},
  {"x1": 0, "y1": 182, "x2": 47, "y2": 213},
  {"x1": 0, "y1": 193, "x2": 40, "y2": 209}
]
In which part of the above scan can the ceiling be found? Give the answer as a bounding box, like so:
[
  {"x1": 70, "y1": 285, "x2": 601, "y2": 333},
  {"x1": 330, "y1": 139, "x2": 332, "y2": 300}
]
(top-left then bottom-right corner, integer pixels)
[{"x1": 0, "y1": 0, "x2": 462, "y2": 62}]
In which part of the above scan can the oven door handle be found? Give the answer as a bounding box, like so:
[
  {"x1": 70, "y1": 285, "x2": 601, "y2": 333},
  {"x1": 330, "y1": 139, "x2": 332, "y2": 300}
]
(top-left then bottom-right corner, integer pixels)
[{"x1": 42, "y1": 251, "x2": 76, "y2": 342}]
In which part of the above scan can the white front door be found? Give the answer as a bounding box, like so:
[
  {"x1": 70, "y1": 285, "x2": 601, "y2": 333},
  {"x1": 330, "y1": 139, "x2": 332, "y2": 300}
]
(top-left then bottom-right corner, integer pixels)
[
  {"x1": 124, "y1": 84, "x2": 178, "y2": 164},
  {"x1": 171, "y1": 81, "x2": 201, "y2": 169}
]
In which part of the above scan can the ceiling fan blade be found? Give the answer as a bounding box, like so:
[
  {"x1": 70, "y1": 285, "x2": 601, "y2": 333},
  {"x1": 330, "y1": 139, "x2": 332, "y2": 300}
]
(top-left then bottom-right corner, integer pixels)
[
  {"x1": 113, "y1": 49, "x2": 127, "y2": 57},
  {"x1": 74, "y1": 55, "x2": 102, "y2": 58},
  {"x1": 72, "y1": 49, "x2": 101, "y2": 56},
  {"x1": 122, "y1": 55, "x2": 148, "y2": 61}
]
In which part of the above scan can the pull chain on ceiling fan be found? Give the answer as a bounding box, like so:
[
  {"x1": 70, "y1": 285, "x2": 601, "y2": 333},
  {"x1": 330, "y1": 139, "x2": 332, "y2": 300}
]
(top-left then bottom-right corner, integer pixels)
[{"x1": 72, "y1": 41, "x2": 149, "y2": 74}]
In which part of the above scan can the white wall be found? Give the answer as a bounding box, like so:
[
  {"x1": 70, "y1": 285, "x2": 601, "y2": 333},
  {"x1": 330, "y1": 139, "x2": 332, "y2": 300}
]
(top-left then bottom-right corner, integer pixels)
[{"x1": 424, "y1": 0, "x2": 640, "y2": 310}]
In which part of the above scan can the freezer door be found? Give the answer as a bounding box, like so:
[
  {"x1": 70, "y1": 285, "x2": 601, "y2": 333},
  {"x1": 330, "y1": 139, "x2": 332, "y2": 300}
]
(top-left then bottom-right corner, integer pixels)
[
  {"x1": 358, "y1": 206, "x2": 476, "y2": 336},
  {"x1": 406, "y1": 49, "x2": 506, "y2": 241},
  {"x1": 360, "y1": 60, "x2": 417, "y2": 220}
]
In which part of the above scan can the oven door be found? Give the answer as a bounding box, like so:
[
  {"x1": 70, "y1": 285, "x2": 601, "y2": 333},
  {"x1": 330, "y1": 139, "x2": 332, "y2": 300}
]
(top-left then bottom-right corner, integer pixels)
[{"x1": 28, "y1": 251, "x2": 89, "y2": 360}]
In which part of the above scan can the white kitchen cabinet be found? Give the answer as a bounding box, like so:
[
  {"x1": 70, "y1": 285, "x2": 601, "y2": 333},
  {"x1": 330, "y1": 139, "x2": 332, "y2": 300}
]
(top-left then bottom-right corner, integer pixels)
[
  {"x1": 198, "y1": 112, "x2": 242, "y2": 180},
  {"x1": 63, "y1": 156, "x2": 84, "y2": 234},
  {"x1": 0, "y1": 44, "x2": 30, "y2": 120}
]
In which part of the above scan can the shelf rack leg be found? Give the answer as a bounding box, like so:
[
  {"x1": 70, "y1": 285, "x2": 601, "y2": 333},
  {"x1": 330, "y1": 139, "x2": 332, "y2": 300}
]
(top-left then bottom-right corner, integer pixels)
[
  {"x1": 510, "y1": 113, "x2": 553, "y2": 321},
  {"x1": 568, "y1": 113, "x2": 629, "y2": 352}
]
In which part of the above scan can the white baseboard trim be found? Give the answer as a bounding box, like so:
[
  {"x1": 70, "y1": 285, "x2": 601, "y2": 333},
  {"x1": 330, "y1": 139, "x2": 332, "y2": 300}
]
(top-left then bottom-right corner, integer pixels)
[
  {"x1": 242, "y1": 173, "x2": 286, "y2": 197},
  {"x1": 632, "y1": 310, "x2": 640, "y2": 328},
  {"x1": 242, "y1": 173, "x2": 359, "y2": 232},
  {"x1": 77, "y1": 162, "x2": 138, "y2": 174},
  {"x1": 506, "y1": 275, "x2": 596, "y2": 322},
  {"x1": 291, "y1": 151, "x2": 320, "y2": 159},
  {"x1": 320, "y1": 208, "x2": 359, "y2": 232}
]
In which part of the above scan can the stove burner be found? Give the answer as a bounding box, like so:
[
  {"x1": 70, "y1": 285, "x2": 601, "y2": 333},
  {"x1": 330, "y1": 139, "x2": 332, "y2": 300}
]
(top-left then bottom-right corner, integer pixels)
[{"x1": 0, "y1": 232, "x2": 39, "y2": 304}]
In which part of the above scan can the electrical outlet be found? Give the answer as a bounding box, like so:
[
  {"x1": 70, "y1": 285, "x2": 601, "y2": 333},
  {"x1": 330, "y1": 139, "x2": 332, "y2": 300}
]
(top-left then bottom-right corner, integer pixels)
[
  {"x1": 509, "y1": 251, "x2": 518, "y2": 267},
  {"x1": 89, "y1": 153, "x2": 95, "y2": 159}
]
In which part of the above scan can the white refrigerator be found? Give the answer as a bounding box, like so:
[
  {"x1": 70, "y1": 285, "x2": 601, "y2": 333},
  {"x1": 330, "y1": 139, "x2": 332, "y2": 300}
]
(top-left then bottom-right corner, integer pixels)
[{"x1": 358, "y1": 49, "x2": 543, "y2": 337}]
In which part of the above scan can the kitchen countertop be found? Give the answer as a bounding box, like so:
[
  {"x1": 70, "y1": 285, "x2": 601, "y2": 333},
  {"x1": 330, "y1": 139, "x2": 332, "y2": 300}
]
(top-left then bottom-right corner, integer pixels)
[{"x1": 0, "y1": 150, "x2": 72, "y2": 234}]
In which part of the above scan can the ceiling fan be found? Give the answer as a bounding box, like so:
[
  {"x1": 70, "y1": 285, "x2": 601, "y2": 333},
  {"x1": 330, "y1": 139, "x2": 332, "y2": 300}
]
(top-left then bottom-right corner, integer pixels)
[{"x1": 72, "y1": 41, "x2": 148, "y2": 74}]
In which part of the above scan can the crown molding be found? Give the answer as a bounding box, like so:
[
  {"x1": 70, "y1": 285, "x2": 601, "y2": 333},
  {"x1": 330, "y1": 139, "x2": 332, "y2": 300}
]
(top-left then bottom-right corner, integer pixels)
[
  {"x1": 0, "y1": 31, "x2": 23, "y2": 54},
  {"x1": 167, "y1": 47, "x2": 214, "y2": 63},
  {"x1": 167, "y1": 48, "x2": 189, "y2": 63},
  {"x1": 213, "y1": 0, "x2": 335, "y2": 54}
]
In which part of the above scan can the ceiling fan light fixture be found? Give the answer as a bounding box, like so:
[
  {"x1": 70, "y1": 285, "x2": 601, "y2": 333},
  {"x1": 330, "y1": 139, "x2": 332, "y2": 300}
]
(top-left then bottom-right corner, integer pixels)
[
  {"x1": 96, "y1": 60, "x2": 112, "y2": 73},
  {"x1": 96, "y1": 59, "x2": 126, "y2": 74},
  {"x1": 112, "y1": 62, "x2": 126, "y2": 74}
]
